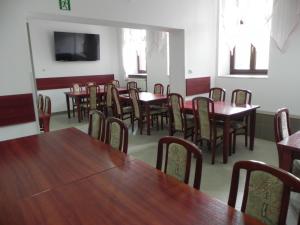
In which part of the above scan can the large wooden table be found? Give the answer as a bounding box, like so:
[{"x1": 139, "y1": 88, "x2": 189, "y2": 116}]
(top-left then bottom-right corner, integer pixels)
[
  {"x1": 0, "y1": 128, "x2": 264, "y2": 225},
  {"x1": 65, "y1": 87, "x2": 128, "y2": 122},
  {"x1": 184, "y1": 101, "x2": 260, "y2": 164},
  {"x1": 277, "y1": 131, "x2": 300, "y2": 171},
  {"x1": 121, "y1": 92, "x2": 167, "y2": 135}
]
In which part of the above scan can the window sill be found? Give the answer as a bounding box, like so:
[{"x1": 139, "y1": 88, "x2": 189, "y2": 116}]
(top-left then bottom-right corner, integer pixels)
[{"x1": 218, "y1": 74, "x2": 268, "y2": 79}]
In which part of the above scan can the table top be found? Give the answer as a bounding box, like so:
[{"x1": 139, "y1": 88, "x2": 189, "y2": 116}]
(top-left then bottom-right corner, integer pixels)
[
  {"x1": 65, "y1": 87, "x2": 128, "y2": 97},
  {"x1": 184, "y1": 100, "x2": 260, "y2": 117},
  {"x1": 121, "y1": 92, "x2": 167, "y2": 103},
  {"x1": 277, "y1": 130, "x2": 300, "y2": 151},
  {"x1": 0, "y1": 128, "x2": 264, "y2": 225}
]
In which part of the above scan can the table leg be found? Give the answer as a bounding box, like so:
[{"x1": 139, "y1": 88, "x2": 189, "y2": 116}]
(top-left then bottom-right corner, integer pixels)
[
  {"x1": 76, "y1": 96, "x2": 82, "y2": 122},
  {"x1": 249, "y1": 109, "x2": 256, "y2": 151},
  {"x1": 223, "y1": 118, "x2": 230, "y2": 164},
  {"x1": 146, "y1": 103, "x2": 151, "y2": 135},
  {"x1": 66, "y1": 94, "x2": 71, "y2": 119}
]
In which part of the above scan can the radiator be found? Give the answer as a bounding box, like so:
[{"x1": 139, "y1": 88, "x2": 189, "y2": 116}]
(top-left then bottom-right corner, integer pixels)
[{"x1": 127, "y1": 75, "x2": 147, "y2": 91}]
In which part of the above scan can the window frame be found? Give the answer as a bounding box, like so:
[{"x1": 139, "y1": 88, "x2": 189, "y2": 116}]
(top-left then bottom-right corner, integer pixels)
[
  {"x1": 230, "y1": 43, "x2": 268, "y2": 75},
  {"x1": 137, "y1": 55, "x2": 147, "y2": 74}
]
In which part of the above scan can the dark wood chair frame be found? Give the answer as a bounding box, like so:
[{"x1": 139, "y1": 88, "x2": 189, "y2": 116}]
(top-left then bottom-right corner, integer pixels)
[
  {"x1": 111, "y1": 80, "x2": 120, "y2": 88},
  {"x1": 153, "y1": 83, "x2": 164, "y2": 95},
  {"x1": 156, "y1": 136, "x2": 203, "y2": 190},
  {"x1": 88, "y1": 110, "x2": 106, "y2": 141},
  {"x1": 40, "y1": 96, "x2": 51, "y2": 132},
  {"x1": 228, "y1": 160, "x2": 300, "y2": 225},
  {"x1": 274, "y1": 108, "x2": 291, "y2": 143},
  {"x1": 127, "y1": 81, "x2": 138, "y2": 90},
  {"x1": 105, "y1": 117, "x2": 128, "y2": 154},
  {"x1": 111, "y1": 86, "x2": 133, "y2": 126},
  {"x1": 209, "y1": 87, "x2": 226, "y2": 102},
  {"x1": 231, "y1": 89, "x2": 252, "y2": 153},
  {"x1": 192, "y1": 97, "x2": 230, "y2": 164},
  {"x1": 168, "y1": 93, "x2": 194, "y2": 140},
  {"x1": 70, "y1": 83, "x2": 83, "y2": 117},
  {"x1": 129, "y1": 88, "x2": 160, "y2": 134}
]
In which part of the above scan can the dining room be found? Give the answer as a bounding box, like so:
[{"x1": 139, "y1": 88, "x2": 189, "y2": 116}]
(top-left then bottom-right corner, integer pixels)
[{"x1": 1, "y1": 0, "x2": 300, "y2": 224}]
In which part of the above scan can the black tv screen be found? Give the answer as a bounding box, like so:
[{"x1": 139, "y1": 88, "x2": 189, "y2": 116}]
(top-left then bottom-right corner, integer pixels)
[{"x1": 54, "y1": 32, "x2": 100, "y2": 61}]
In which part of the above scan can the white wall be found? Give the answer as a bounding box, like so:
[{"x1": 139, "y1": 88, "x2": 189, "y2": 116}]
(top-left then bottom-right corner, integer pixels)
[
  {"x1": 0, "y1": 0, "x2": 217, "y2": 140},
  {"x1": 29, "y1": 19, "x2": 121, "y2": 112},
  {"x1": 146, "y1": 31, "x2": 169, "y2": 93},
  {"x1": 216, "y1": 23, "x2": 300, "y2": 116}
]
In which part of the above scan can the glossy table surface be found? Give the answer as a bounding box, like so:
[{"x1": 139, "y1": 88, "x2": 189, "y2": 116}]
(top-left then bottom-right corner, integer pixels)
[
  {"x1": 121, "y1": 91, "x2": 167, "y2": 102},
  {"x1": 184, "y1": 100, "x2": 260, "y2": 117},
  {"x1": 0, "y1": 128, "x2": 264, "y2": 225}
]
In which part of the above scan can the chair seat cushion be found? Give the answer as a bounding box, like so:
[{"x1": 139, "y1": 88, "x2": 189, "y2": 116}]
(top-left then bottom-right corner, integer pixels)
[{"x1": 231, "y1": 121, "x2": 246, "y2": 129}]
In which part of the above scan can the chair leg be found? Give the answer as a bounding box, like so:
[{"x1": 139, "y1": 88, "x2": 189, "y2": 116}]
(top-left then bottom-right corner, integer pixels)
[
  {"x1": 161, "y1": 115, "x2": 164, "y2": 129},
  {"x1": 245, "y1": 127, "x2": 248, "y2": 147},
  {"x1": 233, "y1": 132, "x2": 236, "y2": 154}
]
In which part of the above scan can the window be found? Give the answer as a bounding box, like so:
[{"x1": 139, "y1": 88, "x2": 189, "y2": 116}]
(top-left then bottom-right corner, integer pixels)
[
  {"x1": 122, "y1": 28, "x2": 147, "y2": 75},
  {"x1": 220, "y1": 0, "x2": 273, "y2": 75}
]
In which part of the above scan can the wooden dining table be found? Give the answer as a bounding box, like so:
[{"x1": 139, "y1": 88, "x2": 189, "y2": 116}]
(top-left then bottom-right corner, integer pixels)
[
  {"x1": 184, "y1": 100, "x2": 260, "y2": 164},
  {"x1": 276, "y1": 131, "x2": 300, "y2": 171},
  {"x1": 0, "y1": 128, "x2": 264, "y2": 225},
  {"x1": 65, "y1": 87, "x2": 128, "y2": 122},
  {"x1": 121, "y1": 92, "x2": 167, "y2": 135}
]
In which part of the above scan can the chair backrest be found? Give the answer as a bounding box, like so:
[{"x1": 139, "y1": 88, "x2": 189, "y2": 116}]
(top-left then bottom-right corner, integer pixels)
[
  {"x1": 43, "y1": 96, "x2": 51, "y2": 114},
  {"x1": 129, "y1": 88, "x2": 141, "y2": 119},
  {"x1": 168, "y1": 93, "x2": 184, "y2": 131},
  {"x1": 154, "y1": 83, "x2": 164, "y2": 95},
  {"x1": 111, "y1": 80, "x2": 120, "y2": 88},
  {"x1": 87, "y1": 85, "x2": 98, "y2": 110},
  {"x1": 274, "y1": 108, "x2": 291, "y2": 142},
  {"x1": 70, "y1": 83, "x2": 82, "y2": 93},
  {"x1": 127, "y1": 81, "x2": 137, "y2": 90},
  {"x1": 86, "y1": 82, "x2": 96, "y2": 87},
  {"x1": 228, "y1": 160, "x2": 300, "y2": 225},
  {"x1": 192, "y1": 97, "x2": 215, "y2": 140},
  {"x1": 166, "y1": 84, "x2": 170, "y2": 95},
  {"x1": 209, "y1": 87, "x2": 226, "y2": 102},
  {"x1": 104, "y1": 83, "x2": 115, "y2": 107},
  {"x1": 111, "y1": 86, "x2": 122, "y2": 117},
  {"x1": 156, "y1": 136, "x2": 202, "y2": 190},
  {"x1": 88, "y1": 110, "x2": 106, "y2": 141},
  {"x1": 37, "y1": 94, "x2": 44, "y2": 111},
  {"x1": 231, "y1": 89, "x2": 252, "y2": 106},
  {"x1": 105, "y1": 117, "x2": 128, "y2": 153}
]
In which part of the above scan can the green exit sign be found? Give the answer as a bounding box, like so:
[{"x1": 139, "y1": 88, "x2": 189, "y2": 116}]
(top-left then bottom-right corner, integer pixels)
[{"x1": 59, "y1": 0, "x2": 71, "y2": 11}]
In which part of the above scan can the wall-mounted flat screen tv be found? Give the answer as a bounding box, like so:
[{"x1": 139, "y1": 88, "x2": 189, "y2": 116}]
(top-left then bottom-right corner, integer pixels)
[{"x1": 54, "y1": 32, "x2": 100, "y2": 61}]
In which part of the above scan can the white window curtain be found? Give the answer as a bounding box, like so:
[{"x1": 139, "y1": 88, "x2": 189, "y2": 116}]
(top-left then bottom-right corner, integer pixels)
[
  {"x1": 121, "y1": 28, "x2": 146, "y2": 78},
  {"x1": 271, "y1": 0, "x2": 300, "y2": 51},
  {"x1": 221, "y1": 0, "x2": 300, "y2": 53}
]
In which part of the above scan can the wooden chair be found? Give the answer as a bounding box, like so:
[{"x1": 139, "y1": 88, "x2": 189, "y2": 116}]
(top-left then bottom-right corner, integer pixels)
[
  {"x1": 166, "y1": 84, "x2": 170, "y2": 95},
  {"x1": 103, "y1": 83, "x2": 114, "y2": 116},
  {"x1": 82, "y1": 85, "x2": 99, "y2": 117},
  {"x1": 111, "y1": 80, "x2": 120, "y2": 88},
  {"x1": 192, "y1": 97, "x2": 230, "y2": 164},
  {"x1": 156, "y1": 136, "x2": 202, "y2": 190},
  {"x1": 228, "y1": 160, "x2": 300, "y2": 225},
  {"x1": 111, "y1": 86, "x2": 133, "y2": 126},
  {"x1": 129, "y1": 88, "x2": 160, "y2": 134},
  {"x1": 88, "y1": 110, "x2": 106, "y2": 141},
  {"x1": 39, "y1": 96, "x2": 51, "y2": 132},
  {"x1": 70, "y1": 83, "x2": 83, "y2": 117},
  {"x1": 105, "y1": 117, "x2": 128, "y2": 153},
  {"x1": 274, "y1": 108, "x2": 300, "y2": 172},
  {"x1": 37, "y1": 94, "x2": 44, "y2": 111},
  {"x1": 127, "y1": 81, "x2": 137, "y2": 90},
  {"x1": 154, "y1": 83, "x2": 164, "y2": 94},
  {"x1": 86, "y1": 81, "x2": 97, "y2": 87},
  {"x1": 168, "y1": 93, "x2": 194, "y2": 140},
  {"x1": 231, "y1": 89, "x2": 252, "y2": 153},
  {"x1": 209, "y1": 87, "x2": 226, "y2": 102}
]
